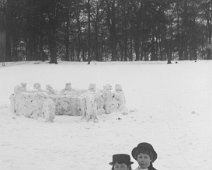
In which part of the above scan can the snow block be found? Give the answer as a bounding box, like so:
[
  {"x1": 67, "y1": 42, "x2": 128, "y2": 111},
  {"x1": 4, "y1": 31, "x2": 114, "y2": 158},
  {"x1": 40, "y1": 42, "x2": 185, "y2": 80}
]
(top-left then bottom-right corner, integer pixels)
[
  {"x1": 12, "y1": 91, "x2": 50, "y2": 119},
  {"x1": 53, "y1": 92, "x2": 82, "y2": 116}
]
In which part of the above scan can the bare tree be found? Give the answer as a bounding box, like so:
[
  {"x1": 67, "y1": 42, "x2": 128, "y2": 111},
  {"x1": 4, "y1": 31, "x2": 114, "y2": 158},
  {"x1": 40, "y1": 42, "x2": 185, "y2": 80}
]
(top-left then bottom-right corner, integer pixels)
[{"x1": 0, "y1": 0, "x2": 6, "y2": 65}]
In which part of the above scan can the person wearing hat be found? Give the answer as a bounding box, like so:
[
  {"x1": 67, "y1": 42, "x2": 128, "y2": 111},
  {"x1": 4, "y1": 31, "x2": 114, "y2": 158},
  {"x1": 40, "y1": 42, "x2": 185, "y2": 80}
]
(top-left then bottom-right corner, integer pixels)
[
  {"x1": 131, "y1": 142, "x2": 157, "y2": 170},
  {"x1": 109, "y1": 154, "x2": 133, "y2": 170}
]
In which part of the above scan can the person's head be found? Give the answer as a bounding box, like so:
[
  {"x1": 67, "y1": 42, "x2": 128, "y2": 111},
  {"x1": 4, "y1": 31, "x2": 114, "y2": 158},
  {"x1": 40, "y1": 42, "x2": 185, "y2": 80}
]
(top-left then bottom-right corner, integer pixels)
[
  {"x1": 109, "y1": 154, "x2": 133, "y2": 170},
  {"x1": 131, "y1": 142, "x2": 157, "y2": 169}
]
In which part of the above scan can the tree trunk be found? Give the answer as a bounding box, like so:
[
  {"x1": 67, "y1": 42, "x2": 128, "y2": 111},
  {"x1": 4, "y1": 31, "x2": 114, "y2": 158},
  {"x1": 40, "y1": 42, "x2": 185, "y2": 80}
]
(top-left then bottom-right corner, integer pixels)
[
  {"x1": 134, "y1": 37, "x2": 140, "y2": 61},
  {"x1": 94, "y1": 22, "x2": 99, "y2": 61},
  {"x1": 94, "y1": 1, "x2": 100, "y2": 61},
  {"x1": 130, "y1": 36, "x2": 133, "y2": 61},
  {"x1": 76, "y1": 10, "x2": 81, "y2": 61},
  {"x1": 150, "y1": 30, "x2": 157, "y2": 61},
  {"x1": 134, "y1": 7, "x2": 142, "y2": 61},
  {"x1": 0, "y1": 7, "x2": 6, "y2": 64},
  {"x1": 111, "y1": 35, "x2": 117, "y2": 61},
  {"x1": 183, "y1": 0, "x2": 188, "y2": 60},
  {"x1": 87, "y1": 0, "x2": 91, "y2": 64},
  {"x1": 65, "y1": 8, "x2": 70, "y2": 61},
  {"x1": 106, "y1": 0, "x2": 117, "y2": 61},
  {"x1": 49, "y1": 17, "x2": 57, "y2": 64},
  {"x1": 123, "y1": 0, "x2": 127, "y2": 61},
  {"x1": 207, "y1": 17, "x2": 212, "y2": 60},
  {"x1": 0, "y1": 31, "x2": 6, "y2": 63}
]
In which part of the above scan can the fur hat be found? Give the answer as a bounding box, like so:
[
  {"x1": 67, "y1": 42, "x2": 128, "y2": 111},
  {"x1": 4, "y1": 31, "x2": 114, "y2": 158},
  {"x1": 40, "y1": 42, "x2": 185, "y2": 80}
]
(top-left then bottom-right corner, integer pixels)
[
  {"x1": 109, "y1": 154, "x2": 133, "y2": 165},
  {"x1": 131, "y1": 142, "x2": 157, "y2": 162}
]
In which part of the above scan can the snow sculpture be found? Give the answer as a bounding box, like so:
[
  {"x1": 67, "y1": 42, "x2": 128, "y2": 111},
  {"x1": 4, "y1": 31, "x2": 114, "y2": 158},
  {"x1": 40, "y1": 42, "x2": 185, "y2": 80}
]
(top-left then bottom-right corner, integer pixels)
[
  {"x1": 14, "y1": 82, "x2": 27, "y2": 93},
  {"x1": 44, "y1": 84, "x2": 81, "y2": 117},
  {"x1": 9, "y1": 83, "x2": 127, "y2": 122},
  {"x1": 61, "y1": 83, "x2": 72, "y2": 94},
  {"x1": 113, "y1": 84, "x2": 127, "y2": 113},
  {"x1": 46, "y1": 84, "x2": 57, "y2": 95},
  {"x1": 10, "y1": 83, "x2": 56, "y2": 121},
  {"x1": 42, "y1": 98, "x2": 55, "y2": 122},
  {"x1": 102, "y1": 84, "x2": 114, "y2": 114},
  {"x1": 54, "y1": 84, "x2": 84, "y2": 116},
  {"x1": 64, "y1": 83, "x2": 72, "y2": 91},
  {"x1": 54, "y1": 93, "x2": 81, "y2": 116},
  {"x1": 33, "y1": 83, "x2": 42, "y2": 91},
  {"x1": 80, "y1": 84, "x2": 98, "y2": 122},
  {"x1": 12, "y1": 91, "x2": 56, "y2": 121},
  {"x1": 9, "y1": 94, "x2": 15, "y2": 114},
  {"x1": 95, "y1": 91, "x2": 105, "y2": 115},
  {"x1": 79, "y1": 94, "x2": 86, "y2": 118},
  {"x1": 10, "y1": 82, "x2": 27, "y2": 115},
  {"x1": 13, "y1": 91, "x2": 45, "y2": 118},
  {"x1": 88, "y1": 83, "x2": 96, "y2": 92}
]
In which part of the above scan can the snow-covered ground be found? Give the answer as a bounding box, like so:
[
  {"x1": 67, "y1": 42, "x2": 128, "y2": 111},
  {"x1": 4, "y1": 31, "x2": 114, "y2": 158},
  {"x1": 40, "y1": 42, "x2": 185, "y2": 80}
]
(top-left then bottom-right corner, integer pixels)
[{"x1": 0, "y1": 61, "x2": 212, "y2": 170}]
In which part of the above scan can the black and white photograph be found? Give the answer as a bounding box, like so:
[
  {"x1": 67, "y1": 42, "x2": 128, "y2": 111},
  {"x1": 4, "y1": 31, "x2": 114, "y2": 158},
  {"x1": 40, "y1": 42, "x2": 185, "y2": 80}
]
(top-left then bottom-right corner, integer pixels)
[{"x1": 0, "y1": 0, "x2": 212, "y2": 170}]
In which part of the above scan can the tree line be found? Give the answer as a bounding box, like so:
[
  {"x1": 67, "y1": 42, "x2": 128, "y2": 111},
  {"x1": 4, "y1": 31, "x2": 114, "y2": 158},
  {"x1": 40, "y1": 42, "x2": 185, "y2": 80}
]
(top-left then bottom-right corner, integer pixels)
[{"x1": 0, "y1": 0, "x2": 212, "y2": 64}]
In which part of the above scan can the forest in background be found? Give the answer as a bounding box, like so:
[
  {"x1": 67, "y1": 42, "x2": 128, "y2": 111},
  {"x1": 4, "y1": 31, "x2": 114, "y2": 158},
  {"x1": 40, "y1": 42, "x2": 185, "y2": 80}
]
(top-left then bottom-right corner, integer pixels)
[{"x1": 0, "y1": 0, "x2": 212, "y2": 64}]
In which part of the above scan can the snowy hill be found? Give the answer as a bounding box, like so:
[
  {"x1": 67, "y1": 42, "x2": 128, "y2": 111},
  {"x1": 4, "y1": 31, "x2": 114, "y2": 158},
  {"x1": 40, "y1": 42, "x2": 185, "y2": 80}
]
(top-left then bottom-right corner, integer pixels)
[{"x1": 0, "y1": 61, "x2": 212, "y2": 170}]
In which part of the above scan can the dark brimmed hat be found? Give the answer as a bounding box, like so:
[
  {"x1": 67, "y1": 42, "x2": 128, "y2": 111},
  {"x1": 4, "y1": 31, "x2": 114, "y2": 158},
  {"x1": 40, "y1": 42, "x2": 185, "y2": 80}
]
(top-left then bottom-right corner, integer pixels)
[
  {"x1": 109, "y1": 154, "x2": 133, "y2": 165},
  {"x1": 131, "y1": 142, "x2": 157, "y2": 162}
]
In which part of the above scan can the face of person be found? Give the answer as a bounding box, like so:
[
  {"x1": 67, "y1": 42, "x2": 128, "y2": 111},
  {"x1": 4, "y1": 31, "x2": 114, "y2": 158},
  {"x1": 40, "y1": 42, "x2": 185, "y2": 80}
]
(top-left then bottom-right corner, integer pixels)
[
  {"x1": 113, "y1": 162, "x2": 129, "y2": 170},
  {"x1": 136, "y1": 153, "x2": 151, "y2": 169}
]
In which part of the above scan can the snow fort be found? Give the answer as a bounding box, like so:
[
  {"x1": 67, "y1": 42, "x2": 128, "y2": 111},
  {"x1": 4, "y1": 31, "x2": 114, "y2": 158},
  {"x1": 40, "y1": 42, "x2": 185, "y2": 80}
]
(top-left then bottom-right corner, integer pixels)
[{"x1": 9, "y1": 83, "x2": 127, "y2": 122}]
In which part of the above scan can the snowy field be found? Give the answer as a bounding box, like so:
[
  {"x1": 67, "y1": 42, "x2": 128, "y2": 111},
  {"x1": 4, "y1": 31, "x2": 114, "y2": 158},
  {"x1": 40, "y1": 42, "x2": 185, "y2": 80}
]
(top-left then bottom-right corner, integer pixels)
[{"x1": 0, "y1": 61, "x2": 212, "y2": 170}]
